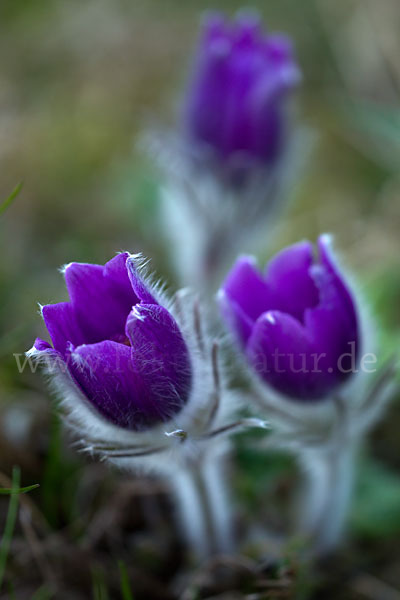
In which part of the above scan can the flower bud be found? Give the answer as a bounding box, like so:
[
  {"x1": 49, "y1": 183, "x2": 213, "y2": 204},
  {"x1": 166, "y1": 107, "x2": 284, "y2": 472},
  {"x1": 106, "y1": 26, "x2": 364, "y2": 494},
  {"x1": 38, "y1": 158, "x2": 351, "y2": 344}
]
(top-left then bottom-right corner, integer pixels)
[
  {"x1": 219, "y1": 235, "x2": 360, "y2": 401},
  {"x1": 184, "y1": 11, "x2": 301, "y2": 181},
  {"x1": 29, "y1": 252, "x2": 266, "y2": 470},
  {"x1": 31, "y1": 253, "x2": 192, "y2": 431}
]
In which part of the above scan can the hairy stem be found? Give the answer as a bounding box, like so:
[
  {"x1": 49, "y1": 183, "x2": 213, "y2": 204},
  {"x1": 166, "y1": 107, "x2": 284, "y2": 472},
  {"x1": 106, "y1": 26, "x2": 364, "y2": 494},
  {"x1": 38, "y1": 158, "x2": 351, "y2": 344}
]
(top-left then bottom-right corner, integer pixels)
[
  {"x1": 171, "y1": 451, "x2": 233, "y2": 558},
  {"x1": 298, "y1": 442, "x2": 356, "y2": 556}
]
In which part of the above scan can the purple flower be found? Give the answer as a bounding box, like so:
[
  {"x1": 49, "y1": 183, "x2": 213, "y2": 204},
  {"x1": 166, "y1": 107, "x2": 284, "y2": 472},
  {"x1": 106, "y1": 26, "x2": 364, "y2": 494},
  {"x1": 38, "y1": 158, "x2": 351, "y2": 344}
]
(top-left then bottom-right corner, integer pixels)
[
  {"x1": 219, "y1": 236, "x2": 360, "y2": 401},
  {"x1": 32, "y1": 253, "x2": 192, "y2": 430},
  {"x1": 184, "y1": 11, "x2": 301, "y2": 174}
]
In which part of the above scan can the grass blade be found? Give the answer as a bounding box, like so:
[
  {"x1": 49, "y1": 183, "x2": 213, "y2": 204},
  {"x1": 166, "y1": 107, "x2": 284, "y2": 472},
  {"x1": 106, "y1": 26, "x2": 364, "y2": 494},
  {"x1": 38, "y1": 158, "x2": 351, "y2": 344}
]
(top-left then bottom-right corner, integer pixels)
[
  {"x1": 92, "y1": 567, "x2": 109, "y2": 600},
  {"x1": 0, "y1": 466, "x2": 21, "y2": 590},
  {"x1": 0, "y1": 183, "x2": 23, "y2": 216},
  {"x1": 118, "y1": 561, "x2": 134, "y2": 600},
  {"x1": 0, "y1": 484, "x2": 39, "y2": 495}
]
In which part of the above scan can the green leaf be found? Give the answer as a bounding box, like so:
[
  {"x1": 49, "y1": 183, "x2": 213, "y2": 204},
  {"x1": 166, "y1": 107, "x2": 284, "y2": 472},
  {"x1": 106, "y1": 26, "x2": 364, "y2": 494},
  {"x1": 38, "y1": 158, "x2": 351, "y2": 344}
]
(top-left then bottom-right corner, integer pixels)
[
  {"x1": 0, "y1": 483, "x2": 39, "y2": 495},
  {"x1": 0, "y1": 183, "x2": 23, "y2": 216}
]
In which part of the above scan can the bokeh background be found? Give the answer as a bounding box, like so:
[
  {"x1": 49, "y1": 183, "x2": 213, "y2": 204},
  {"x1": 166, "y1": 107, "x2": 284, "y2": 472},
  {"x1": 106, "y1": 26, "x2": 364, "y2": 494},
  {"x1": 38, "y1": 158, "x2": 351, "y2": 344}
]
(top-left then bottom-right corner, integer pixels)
[{"x1": 0, "y1": 0, "x2": 400, "y2": 598}]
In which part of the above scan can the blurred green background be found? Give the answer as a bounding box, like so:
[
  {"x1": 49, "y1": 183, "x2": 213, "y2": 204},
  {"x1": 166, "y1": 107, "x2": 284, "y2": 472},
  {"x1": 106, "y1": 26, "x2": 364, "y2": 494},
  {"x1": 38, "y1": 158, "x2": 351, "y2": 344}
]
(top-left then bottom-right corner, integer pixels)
[{"x1": 0, "y1": 0, "x2": 399, "y2": 598}]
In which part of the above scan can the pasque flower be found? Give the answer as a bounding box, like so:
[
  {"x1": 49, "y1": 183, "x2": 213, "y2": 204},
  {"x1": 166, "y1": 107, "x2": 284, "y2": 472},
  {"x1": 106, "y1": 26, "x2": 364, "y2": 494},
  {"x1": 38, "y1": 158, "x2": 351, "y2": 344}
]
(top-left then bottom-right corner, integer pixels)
[
  {"x1": 29, "y1": 249, "x2": 265, "y2": 462},
  {"x1": 219, "y1": 236, "x2": 397, "y2": 557},
  {"x1": 148, "y1": 11, "x2": 304, "y2": 292},
  {"x1": 219, "y1": 235, "x2": 360, "y2": 401},
  {"x1": 29, "y1": 251, "x2": 267, "y2": 557},
  {"x1": 32, "y1": 252, "x2": 192, "y2": 431},
  {"x1": 184, "y1": 11, "x2": 301, "y2": 176}
]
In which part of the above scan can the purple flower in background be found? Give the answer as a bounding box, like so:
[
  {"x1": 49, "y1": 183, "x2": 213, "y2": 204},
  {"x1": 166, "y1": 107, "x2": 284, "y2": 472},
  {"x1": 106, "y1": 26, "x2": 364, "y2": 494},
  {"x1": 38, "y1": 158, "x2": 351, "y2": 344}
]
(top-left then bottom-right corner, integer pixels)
[
  {"x1": 219, "y1": 236, "x2": 360, "y2": 401},
  {"x1": 32, "y1": 253, "x2": 192, "y2": 430},
  {"x1": 184, "y1": 11, "x2": 301, "y2": 174}
]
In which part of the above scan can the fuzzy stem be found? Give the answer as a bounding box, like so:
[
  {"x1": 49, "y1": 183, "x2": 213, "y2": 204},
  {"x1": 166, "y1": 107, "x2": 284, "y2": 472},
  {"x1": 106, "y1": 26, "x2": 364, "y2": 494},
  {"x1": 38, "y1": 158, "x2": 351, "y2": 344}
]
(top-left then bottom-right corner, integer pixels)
[
  {"x1": 170, "y1": 451, "x2": 233, "y2": 559},
  {"x1": 298, "y1": 441, "x2": 356, "y2": 556},
  {"x1": 199, "y1": 231, "x2": 230, "y2": 295}
]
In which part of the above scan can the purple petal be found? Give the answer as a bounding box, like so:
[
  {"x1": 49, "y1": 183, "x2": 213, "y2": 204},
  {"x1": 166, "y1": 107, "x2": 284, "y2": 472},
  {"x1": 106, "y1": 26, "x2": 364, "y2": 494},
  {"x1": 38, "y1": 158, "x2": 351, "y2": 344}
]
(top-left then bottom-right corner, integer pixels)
[
  {"x1": 64, "y1": 253, "x2": 138, "y2": 345},
  {"x1": 221, "y1": 256, "x2": 275, "y2": 323},
  {"x1": 42, "y1": 302, "x2": 86, "y2": 356},
  {"x1": 249, "y1": 55, "x2": 299, "y2": 161},
  {"x1": 264, "y1": 241, "x2": 319, "y2": 323},
  {"x1": 317, "y1": 235, "x2": 358, "y2": 335},
  {"x1": 219, "y1": 46, "x2": 263, "y2": 157},
  {"x1": 186, "y1": 34, "x2": 232, "y2": 153},
  {"x1": 69, "y1": 341, "x2": 149, "y2": 430},
  {"x1": 33, "y1": 338, "x2": 53, "y2": 352},
  {"x1": 218, "y1": 289, "x2": 253, "y2": 347},
  {"x1": 125, "y1": 255, "x2": 158, "y2": 305},
  {"x1": 264, "y1": 34, "x2": 295, "y2": 63},
  {"x1": 201, "y1": 12, "x2": 227, "y2": 44},
  {"x1": 30, "y1": 338, "x2": 67, "y2": 378},
  {"x1": 246, "y1": 310, "x2": 336, "y2": 400},
  {"x1": 233, "y1": 11, "x2": 262, "y2": 48},
  {"x1": 69, "y1": 335, "x2": 188, "y2": 431},
  {"x1": 304, "y1": 237, "x2": 359, "y2": 380},
  {"x1": 125, "y1": 304, "x2": 192, "y2": 414}
]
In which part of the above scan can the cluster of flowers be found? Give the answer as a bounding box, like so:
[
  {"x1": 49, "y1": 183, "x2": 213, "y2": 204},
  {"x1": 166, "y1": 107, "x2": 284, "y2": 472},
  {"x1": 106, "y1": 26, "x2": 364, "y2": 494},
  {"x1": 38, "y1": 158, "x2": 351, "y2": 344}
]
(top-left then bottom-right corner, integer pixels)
[{"x1": 30, "y1": 12, "x2": 396, "y2": 559}]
